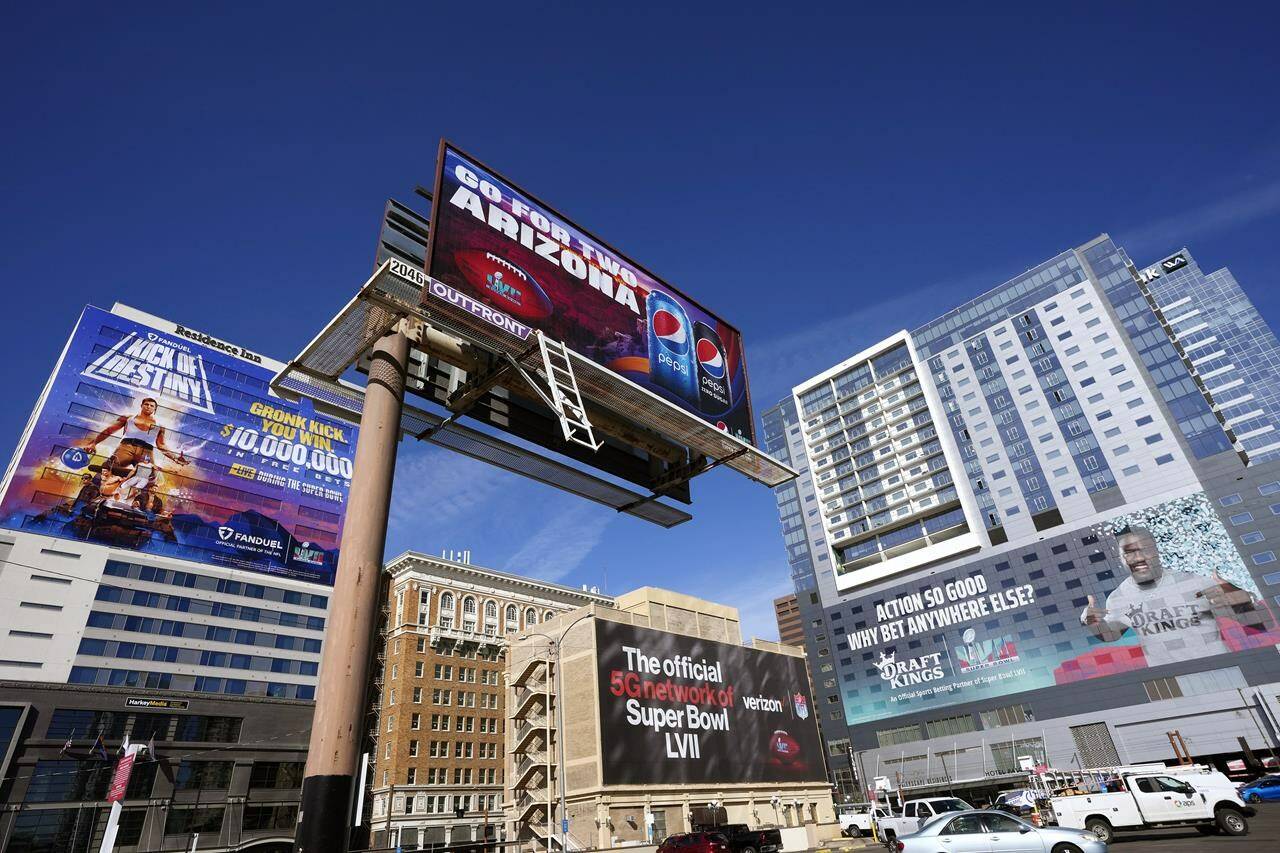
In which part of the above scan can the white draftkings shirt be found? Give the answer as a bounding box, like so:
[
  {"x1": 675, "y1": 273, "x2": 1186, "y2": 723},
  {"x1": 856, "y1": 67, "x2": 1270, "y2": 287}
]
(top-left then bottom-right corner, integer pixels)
[{"x1": 1093, "y1": 569, "x2": 1229, "y2": 666}]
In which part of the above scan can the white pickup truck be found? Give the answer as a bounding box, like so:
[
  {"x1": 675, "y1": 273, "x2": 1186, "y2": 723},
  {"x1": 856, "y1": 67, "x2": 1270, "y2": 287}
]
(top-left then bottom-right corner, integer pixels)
[
  {"x1": 873, "y1": 797, "x2": 972, "y2": 846},
  {"x1": 1042, "y1": 766, "x2": 1254, "y2": 842},
  {"x1": 837, "y1": 803, "x2": 894, "y2": 838}
]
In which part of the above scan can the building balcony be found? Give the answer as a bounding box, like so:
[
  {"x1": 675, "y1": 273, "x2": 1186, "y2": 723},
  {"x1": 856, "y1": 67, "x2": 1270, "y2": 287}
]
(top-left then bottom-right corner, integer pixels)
[{"x1": 428, "y1": 622, "x2": 506, "y2": 652}]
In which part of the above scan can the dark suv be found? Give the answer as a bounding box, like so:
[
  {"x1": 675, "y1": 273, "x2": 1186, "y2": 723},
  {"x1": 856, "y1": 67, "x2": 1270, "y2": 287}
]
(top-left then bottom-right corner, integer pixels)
[{"x1": 658, "y1": 832, "x2": 731, "y2": 853}]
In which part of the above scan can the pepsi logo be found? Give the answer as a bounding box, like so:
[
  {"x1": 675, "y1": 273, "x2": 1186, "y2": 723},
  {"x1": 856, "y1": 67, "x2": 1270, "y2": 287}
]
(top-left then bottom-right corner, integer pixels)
[
  {"x1": 696, "y1": 337, "x2": 725, "y2": 378},
  {"x1": 652, "y1": 309, "x2": 687, "y2": 347}
]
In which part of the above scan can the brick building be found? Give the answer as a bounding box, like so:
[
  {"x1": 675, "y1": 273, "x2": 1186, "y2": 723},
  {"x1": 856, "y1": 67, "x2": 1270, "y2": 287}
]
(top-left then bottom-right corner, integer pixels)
[
  {"x1": 370, "y1": 552, "x2": 609, "y2": 850},
  {"x1": 772, "y1": 594, "x2": 804, "y2": 648}
]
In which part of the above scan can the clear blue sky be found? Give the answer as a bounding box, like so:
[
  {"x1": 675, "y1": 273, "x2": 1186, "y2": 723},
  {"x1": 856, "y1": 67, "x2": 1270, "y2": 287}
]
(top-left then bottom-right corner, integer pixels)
[{"x1": 3, "y1": 4, "x2": 1278, "y2": 640}]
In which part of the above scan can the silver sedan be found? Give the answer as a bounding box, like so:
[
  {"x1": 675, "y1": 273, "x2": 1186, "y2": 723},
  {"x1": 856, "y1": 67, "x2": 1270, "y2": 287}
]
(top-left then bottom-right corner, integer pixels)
[{"x1": 893, "y1": 809, "x2": 1105, "y2": 853}]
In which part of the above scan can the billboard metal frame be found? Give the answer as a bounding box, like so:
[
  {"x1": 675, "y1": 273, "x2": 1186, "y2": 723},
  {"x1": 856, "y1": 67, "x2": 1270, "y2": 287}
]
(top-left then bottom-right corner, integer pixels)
[
  {"x1": 270, "y1": 266, "x2": 692, "y2": 527},
  {"x1": 272, "y1": 259, "x2": 794, "y2": 500}
]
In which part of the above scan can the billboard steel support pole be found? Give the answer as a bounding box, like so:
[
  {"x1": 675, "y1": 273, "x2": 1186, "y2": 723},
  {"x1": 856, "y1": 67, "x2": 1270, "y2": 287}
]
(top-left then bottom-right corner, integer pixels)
[{"x1": 296, "y1": 326, "x2": 410, "y2": 853}]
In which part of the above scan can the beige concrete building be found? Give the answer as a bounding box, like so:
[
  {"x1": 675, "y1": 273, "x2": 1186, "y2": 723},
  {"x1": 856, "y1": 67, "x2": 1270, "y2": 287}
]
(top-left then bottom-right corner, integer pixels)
[
  {"x1": 506, "y1": 588, "x2": 838, "y2": 852},
  {"x1": 370, "y1": 551, "x2": 609, "y2": 850}
]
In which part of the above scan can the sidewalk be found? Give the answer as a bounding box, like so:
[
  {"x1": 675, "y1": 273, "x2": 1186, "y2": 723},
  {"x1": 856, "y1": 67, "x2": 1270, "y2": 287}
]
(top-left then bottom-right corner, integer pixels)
[{"x1": 807, "y1": 839, "x2": 878, "y2": 853}]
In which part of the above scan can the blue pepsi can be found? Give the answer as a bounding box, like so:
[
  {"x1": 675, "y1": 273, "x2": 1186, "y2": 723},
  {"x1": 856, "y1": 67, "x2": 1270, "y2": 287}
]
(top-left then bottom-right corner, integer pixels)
[{"x1": 646, "y1": 290, "x2": 697, "y2": 405}]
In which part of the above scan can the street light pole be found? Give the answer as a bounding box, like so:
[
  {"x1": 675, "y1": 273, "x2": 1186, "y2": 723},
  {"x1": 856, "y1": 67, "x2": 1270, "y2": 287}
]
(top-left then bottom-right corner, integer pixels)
[{"x1": 295, "y1": 326, "x2": 410, "y2": 853}]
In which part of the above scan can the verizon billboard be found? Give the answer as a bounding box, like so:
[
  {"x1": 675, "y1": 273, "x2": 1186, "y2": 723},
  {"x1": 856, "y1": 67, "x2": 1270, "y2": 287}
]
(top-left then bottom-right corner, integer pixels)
[
  {"x1": 595, "y1": 620, "x2": 825, "y2": 785},
  {"x1": 422, "y1": 141, "x2": 755, "y2": 443}
]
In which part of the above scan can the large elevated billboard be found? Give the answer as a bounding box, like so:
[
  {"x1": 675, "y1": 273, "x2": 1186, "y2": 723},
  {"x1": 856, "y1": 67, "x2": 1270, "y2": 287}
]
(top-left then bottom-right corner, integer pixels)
[
  {"x1": 0, "y1": 306, "x2": 357, "y2": 585},
  {"x1": 422, "y1": 142, "x2": 755, "y2": 442},
  {"x1": 596, "y1": 620, "x2": 825, "y2": 785},
  {"x1": 839, "y1": 491, "x2": 1280, "y2": 725}
]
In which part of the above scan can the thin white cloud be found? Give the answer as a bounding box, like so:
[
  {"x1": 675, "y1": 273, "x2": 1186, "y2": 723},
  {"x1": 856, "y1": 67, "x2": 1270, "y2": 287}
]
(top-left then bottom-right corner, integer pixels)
[
  {"x1": 1121, "y1": 178, "x2": 1280, "y2": 256},
  {"x1": 503, "y1": 501, "x2": 614, "y2": 583},
  {"x1": 387, "y1": 445, "x2": 509, "y2": 537}
]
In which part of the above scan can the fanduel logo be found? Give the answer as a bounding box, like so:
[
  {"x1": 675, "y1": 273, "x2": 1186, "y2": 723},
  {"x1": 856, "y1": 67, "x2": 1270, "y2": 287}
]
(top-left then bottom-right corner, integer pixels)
[{"x1": 216, "y1": 527, "x2": 283, "y2": 551}]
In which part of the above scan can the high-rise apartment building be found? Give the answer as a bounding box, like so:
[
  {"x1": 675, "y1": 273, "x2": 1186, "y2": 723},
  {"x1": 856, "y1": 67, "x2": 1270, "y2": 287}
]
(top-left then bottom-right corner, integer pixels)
[
  {"x1": 768, "y1": 236, "x2": 1280, "y2": 802},
  {"x1": 773, "y1": 594, "x2": 805, "y2": 648},
  {"x1": 370, "y1": 552, "x2": 609, "y2": 851},
  {"x1": 1134, "y1": 249, "x2": 1280, "y2": 462}
]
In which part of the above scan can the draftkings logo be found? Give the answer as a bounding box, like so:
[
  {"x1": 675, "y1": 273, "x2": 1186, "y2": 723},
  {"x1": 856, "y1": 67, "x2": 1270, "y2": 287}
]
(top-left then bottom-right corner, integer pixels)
[{"x1": 85, "y1": 331, "x2": 216, "y2": 413}]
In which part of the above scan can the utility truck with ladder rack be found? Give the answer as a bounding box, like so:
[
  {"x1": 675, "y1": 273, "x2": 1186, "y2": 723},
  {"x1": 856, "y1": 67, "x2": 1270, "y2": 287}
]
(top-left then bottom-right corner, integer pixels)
[{"x1": 1030, "y1": 764, "x2": 1253, "y2": 842}]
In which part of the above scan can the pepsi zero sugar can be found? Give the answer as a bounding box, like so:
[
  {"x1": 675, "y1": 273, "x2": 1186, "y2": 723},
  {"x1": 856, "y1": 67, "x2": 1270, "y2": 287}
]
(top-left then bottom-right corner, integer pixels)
[
  {"x1": 646, "y1": 290, "x2": 697, "y2": 404},
  {"x1": 693, "y1": 321, "x2": 731, "y2": 415}
]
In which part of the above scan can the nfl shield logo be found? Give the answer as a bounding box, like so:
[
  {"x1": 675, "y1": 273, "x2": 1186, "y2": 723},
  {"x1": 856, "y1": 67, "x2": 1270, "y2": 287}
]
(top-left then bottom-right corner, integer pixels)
[{"x1": 793, "y1": 693, "x2": 809, "y2": 720}]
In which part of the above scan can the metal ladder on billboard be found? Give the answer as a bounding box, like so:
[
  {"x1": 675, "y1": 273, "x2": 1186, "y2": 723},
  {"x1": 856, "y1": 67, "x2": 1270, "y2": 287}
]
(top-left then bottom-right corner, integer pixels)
[
  {"x1": 415, "y1": 329, "x2": 602, "y2": 454},
  {"x1": 533, "y1": 332, "x2": 602, "y2": 452}
]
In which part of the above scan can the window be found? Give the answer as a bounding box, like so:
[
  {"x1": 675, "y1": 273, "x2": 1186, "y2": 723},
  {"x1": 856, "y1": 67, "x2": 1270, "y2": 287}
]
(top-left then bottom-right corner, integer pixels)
[
  {"x1": 1230, "y1": 512, "x2": 1255, "y2": 526},
  {"x1": 876, "y1": 724, "x2": 920, "y2": 747},
  {"x1": 979, "y1": 703, "x2": 1032, "y2": 728},
  {"x1": 985, "y1": 814, "x2": 1026, "y2": 833},
  {"x1": 249, "y1": 761, "x2": 305, "y2": 789},
  {"x1": 242, "y1": 804, "x2": 298, "y2": 832},
  {"x1": 525, "y1": 608, "x2": 537, "y2": 626},
  {"x1": 165, "y1": 807, "x2": 225, "y2": 837},
  {"x1": 175, "y1": 715, "x2": 242, "y2": 743},
  {"x1": 505, "y1": 604, "x2": 518, "y2": 625},
  {"x1": 439, "y1": 592, "x2": 454, "y2": 614},
  {"x1": 175, "y1": 761, "x2": 234, "y2": 790},
  {"x1": 944, "y1": 815, "x2": 987, "y2": 835},
  {"x1": 925, "y1": 714, "x2": 976, "y2": 738},
  {"x1": 990, "y1": 737, "x2": 1045, "y2": 773},
  {"x1": 1143, "y1": 676, "x2": 1182, "y2": 701}
]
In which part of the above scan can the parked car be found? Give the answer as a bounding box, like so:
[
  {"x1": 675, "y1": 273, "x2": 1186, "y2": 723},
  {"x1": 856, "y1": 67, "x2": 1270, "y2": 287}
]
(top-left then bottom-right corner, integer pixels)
[
  {"x1": 709, "y1": 824, "x2": 782, "y2": 853},
  {"x1": 657, "y1": 832, "x2": 730, "y2": 853},
  {"x1": 1239, "y1": 775, "x2": 1280, "y2": 803},
  {"x1": 874, "y1": 797, "x2": 972, "y2": 846},
  {"x1": 893, "y1": 810, "x2": 1104, "y2": 853}
]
